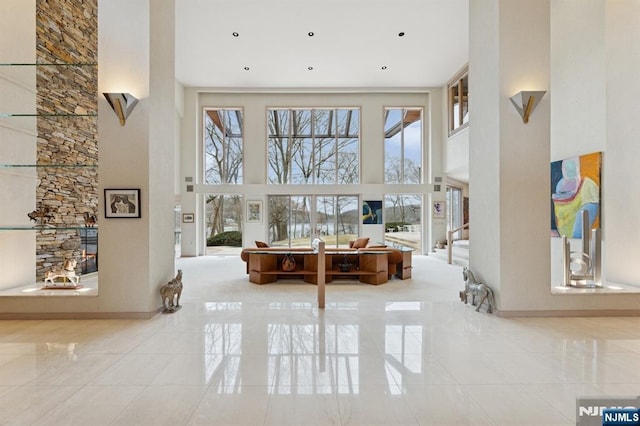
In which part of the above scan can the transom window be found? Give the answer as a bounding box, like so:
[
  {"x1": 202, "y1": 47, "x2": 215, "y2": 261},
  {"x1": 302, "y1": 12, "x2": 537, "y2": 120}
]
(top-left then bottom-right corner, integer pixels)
[
  {"x1": 448, "y1": 66, "x2": 469, "y2": 136},
  {"x1": 267, "y1": 108, "x2": 360, "y2": 184},
  {"x1": 204, "y1": 109, "x2": 243, "y2": 184},
  {"x1": 384, "y1": 108, "x2": 422, "y2": 184}
]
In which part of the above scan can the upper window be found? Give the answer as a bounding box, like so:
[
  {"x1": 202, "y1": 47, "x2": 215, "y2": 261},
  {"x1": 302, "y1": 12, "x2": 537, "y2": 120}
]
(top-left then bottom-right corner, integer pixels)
[
  {"x1": 448, "y1": 66, "x2": 469, "y2": 136},
  {"x1": 267, "y1": 108, "x2": 360, "y2": 184},
  {"x1": 384, "y1": 108, "x2": 423, "y2": 184},
  {"x1": 204, "y1": 109, "x2": 243, "y2": 184}
]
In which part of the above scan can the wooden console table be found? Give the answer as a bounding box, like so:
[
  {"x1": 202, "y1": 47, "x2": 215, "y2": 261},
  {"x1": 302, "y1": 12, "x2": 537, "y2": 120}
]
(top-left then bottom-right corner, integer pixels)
[{"x1": 247, "y1": 250, "x2": 390, "y2": 285}]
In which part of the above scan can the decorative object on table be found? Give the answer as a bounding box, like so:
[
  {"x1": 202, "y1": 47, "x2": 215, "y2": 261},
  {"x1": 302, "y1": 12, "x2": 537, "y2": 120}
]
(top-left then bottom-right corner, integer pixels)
[
  {"x1": 83, "y1": 211, "x2": 97, "y2": 227},
  {"x1": 246, "y1": 200, "x2": 262, "y2": 223},
  {"x1": 281, "y1": 253, "x2": 296, "y2": 272},
  {"x1": 28, "y1": 204, "x2": 54, "y2": 226},
  {"x1": 435, "y1": 240, "x2": 447, "y2": 249},
  {"x1": 43, "y1": 258, "x2": 81, "y2": 288},
  {"x1": 460, "y1": 267, "x2": 495, "y2": 313},
  {"x1": 338, "y1": 254, "x2": 352, "y2": 272},
  {"x1": 560, "y1": 210, "x2": 601, "y2": 288},
  {"x1": 311, "y1": 237, "x2": 323, "y2": 253},
  {"x1": 160, "y1": 269, "x2": 183, "y2": 313},
  {"x1": 104, "y1": 188, "x2": 141, "y2": 218}
]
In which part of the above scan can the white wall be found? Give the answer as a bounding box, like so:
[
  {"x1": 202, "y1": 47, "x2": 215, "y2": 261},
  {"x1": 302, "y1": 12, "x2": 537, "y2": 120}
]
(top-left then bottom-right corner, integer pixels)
[
  {"x1": 445, "y1": 128, "x2": 469, "y2": 183},
  {"x1": 0, "y1": 0, "x2": 177, "y2": 316},
  {"x1": 180, "y1": 91, "x2": 438, "y2": 254},
  {"x1": 603, "y1": 0, "x2": 640, "y2": 286},
  {"x1": 551, "y1": 0, "x2": 640, "y2": 288},
  {"x1": 0, "y1": 0, "x2": 36, "y2": 289},
  {"x1": 469, "y1": 0, "x2": 640, "y2": 314}
]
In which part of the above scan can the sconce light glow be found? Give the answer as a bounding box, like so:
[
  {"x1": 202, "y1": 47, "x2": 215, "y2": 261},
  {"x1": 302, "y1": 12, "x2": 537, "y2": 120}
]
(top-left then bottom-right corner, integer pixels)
[
  {"x1": 509, "y1": 90, "x2": 546, "y2": 124},
  {"x1": 103, "y1": 93, "x2": 138, "y2": 126}
]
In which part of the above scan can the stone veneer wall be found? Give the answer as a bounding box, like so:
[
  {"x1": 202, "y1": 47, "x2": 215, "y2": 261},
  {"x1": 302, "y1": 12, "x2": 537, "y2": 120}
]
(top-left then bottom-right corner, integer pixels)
[{"x1": 35, "y1": 0, "x2": 98, "y2": 278}]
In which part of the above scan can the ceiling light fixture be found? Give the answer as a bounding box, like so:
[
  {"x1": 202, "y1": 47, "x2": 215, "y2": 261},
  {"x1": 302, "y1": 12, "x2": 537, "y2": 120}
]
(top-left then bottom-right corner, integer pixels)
[
  {"x1": 398, "y1": 32, "x2": 405, "y2": 37},
  {"x1": 308, "y1": 66, "x2": 313, "y2": 70},
  {"x1": 244, "y1": 67, "x2": 250, "y2": 71},
  {"x1": 232, "y1": 32, "x2": 239, "y2": 37},
  {"x1": 509, "y1": 90, "x2": 546, "y2": 124},
  {"x1": 103, "y1": 93, "x2": 138, "y2": 126},
  {"x1": 308, "y1": 32, "x2": 314, "y2": 37},
  {"x1": 381, "y1": 66, "x2": 387, "y2": 70}
]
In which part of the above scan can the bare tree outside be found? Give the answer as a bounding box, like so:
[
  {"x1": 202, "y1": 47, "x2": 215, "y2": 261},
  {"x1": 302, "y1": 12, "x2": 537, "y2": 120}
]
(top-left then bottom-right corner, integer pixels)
[
  {"x1": 267, "y1": 108, "x2": 360, "y2": 246},
  {"x1": 204, "y1": 109, "x2": 243, "y2": 242},
  {"x1": 384, "y1": 108, "x2": 422, "y2": 184}
]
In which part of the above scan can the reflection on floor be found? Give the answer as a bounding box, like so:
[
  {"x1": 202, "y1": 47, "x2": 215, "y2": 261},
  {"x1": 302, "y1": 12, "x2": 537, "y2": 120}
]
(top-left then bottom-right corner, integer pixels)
[{"x1": 1, "y1": 255, "x2": 640, "y2": 425}]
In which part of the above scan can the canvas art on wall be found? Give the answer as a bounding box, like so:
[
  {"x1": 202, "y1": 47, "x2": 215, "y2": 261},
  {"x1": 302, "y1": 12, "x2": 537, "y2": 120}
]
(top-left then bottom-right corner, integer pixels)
[
  {"x1": 550, "y1": 151, "x2": 601, "y2": 238},
  {"x1": 362, "y1": 200, "x2": 382, "y2": 224}
]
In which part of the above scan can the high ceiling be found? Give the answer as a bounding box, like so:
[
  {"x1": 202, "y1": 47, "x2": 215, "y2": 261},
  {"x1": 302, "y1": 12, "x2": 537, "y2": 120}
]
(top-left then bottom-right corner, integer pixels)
[{"x1": 175, "y1": 0, "x2": 468, "y2": 89}]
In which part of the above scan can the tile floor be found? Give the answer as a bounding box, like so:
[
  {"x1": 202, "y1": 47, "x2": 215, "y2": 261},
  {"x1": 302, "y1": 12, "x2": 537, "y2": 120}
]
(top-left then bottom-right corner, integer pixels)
[{"x1": 1, "y1": 254, "x2": 640, "y2": 425}]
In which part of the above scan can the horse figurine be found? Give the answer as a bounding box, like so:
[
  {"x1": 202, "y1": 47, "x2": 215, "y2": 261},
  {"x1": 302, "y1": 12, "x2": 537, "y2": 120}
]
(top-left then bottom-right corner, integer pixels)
[
  {"x1": 44, "y1": 259, "x2": 80, "y2": 287},
  {"x1": 461, "y1": 267, "x2": 495, "y2": 313},
  {"x1": 28, "y1": 205, "x2": 54, "y2": 226},
  {"x1": 160, "y1": 269, "x2": 183, "y2": 313}
]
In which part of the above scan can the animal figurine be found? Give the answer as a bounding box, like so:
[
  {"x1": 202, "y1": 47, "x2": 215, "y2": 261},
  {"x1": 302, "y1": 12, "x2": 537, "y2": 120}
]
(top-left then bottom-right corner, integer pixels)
[
  {"x1": 160, "y1": 269, "x2": 183, "y2": 313},
  {"x1": 84, "y1": 211, "x2": 97, "y2": 227},
  {"x1": 44, "y1": 259, "x2": 80, "y2": 287},
  {"x1": 28, "y1": 204, "x2": 54, "y2": 226},
  {"x1": 461, "y1": 267, "x2": 495, "y2": 313}
]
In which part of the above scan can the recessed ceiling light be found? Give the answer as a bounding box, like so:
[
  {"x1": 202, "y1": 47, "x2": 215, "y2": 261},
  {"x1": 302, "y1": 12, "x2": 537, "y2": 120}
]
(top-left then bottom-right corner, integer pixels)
[
  {"x1": 244, "y1": 66, "x2": 250, "y2": 71},
  {"x1": 381, "y1": 66, "x2": 387, "y2": 70},
  {"x1": 398, "y1": 32, "x2": 405, "y2": 37},
  {"x1": 232, "y1": 32, "x2": 239, "y2": 37},
  {"x1": 308, "y1": 66, "x2": 313, "y2": 70},
  {"x1": 308, "y1": 32, "x2": 314, "y2": 37}
]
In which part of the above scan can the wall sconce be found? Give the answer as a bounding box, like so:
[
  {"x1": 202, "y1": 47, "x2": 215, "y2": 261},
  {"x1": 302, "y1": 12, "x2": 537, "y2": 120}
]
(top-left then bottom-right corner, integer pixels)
[
  {"x1": 509, "y1": 91, "x2": 546, "y2": 124},
  {"x1": 103, "y1": 93, "x2": 138, "y2": 126}
]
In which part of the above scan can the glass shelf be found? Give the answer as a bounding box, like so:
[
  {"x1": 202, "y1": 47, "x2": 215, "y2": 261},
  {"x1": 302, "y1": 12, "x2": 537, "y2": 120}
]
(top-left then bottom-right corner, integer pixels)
[
  {"x1": 0, "y1": 225, "x2": 98, "y2": 231},
  {"x1": 0, "y1": 62, "x2": 97, "y2": 67},
  {"x1": 0, "y1": 164, "x2": 97, "y2": 168},
  {"x1": 0, "y1": 113, "x2": 97, "y2": 118}
]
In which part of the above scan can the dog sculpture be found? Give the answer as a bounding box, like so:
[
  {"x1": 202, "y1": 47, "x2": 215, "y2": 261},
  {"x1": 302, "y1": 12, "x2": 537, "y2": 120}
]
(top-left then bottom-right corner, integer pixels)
[
  {"x1": 160, "y1": 269, "x2": 183, "y2": 313},
  {"x1": 461, "y1": 267, "x2": 495, "y2": 313},
  {"x1": 83, "y1": 211, "x2": 97, "y2": 227},
  {"x1": 44, "y1": 259, "x2": 79, "y2": 287}
]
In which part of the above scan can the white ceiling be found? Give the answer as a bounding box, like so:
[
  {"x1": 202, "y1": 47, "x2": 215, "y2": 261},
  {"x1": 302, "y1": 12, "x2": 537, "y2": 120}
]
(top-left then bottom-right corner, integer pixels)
[{"x1": 175, "y1": 0, "x2": 468, "y2": 89}]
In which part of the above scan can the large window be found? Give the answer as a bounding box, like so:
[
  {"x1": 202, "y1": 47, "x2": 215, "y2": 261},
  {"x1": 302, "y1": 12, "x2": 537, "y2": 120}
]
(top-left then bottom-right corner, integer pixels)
[
  {"x1": 446, "y1": 186, "x2": 462, "y2": 239},
  {"x1": 384, "y1": 108, "x2": 422, "y2": 184},
  {"x1": 205, "y1": 194, "x2": 243, "y2": 247},
  {"x1": 384, "y1": 194, "x2": 422, "y2": 252},
  {"x1": 267, "y1": 108, "x2": 359, "y2": 184},
  {"x1": 204, "y1": 109, "x2": 243, "y2": 184},
  {"x1": 268, "y1": 195, "x2": 359, "y2": 247},
  {"x1": 448, "y1": 66, "x2": 469, "y2": 135}
]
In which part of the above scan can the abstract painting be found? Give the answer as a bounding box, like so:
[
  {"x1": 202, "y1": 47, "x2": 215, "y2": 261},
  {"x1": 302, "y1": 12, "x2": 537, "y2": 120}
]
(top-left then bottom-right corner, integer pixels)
[
  {"x1": 550, "y1": 151, "x2": 601, "y2": 238},
  {"x1": 362, "y1": 200, "x2": 383, "y2": 224}
]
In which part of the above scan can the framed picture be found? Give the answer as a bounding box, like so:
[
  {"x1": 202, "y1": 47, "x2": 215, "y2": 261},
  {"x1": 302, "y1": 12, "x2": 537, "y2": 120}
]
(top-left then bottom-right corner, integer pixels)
[
  {"x1": 432, "y1": 201, "x2": 446, "y2": 219},
  {"x1": 246, "y1": 200, "x2": 262, "y2": 223},
  {"x1": 182, "y1": 213, "x2": 195, "y2": 223},
  {"x1": 362, "y1": 200, "x2": 383, "y2": 224},
  {"x1": 104, "y1": 189, "x2": 141, "y2": 218}
]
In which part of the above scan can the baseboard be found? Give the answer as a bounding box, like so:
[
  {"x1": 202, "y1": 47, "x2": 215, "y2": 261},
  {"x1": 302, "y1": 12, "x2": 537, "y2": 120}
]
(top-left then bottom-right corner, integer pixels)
[
  {"x1": 495, "y1": 308, "x2": 640, "y2": 318},
  {"x1": 0, "y1": 307, "x2": 163, "y2": 320}
]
